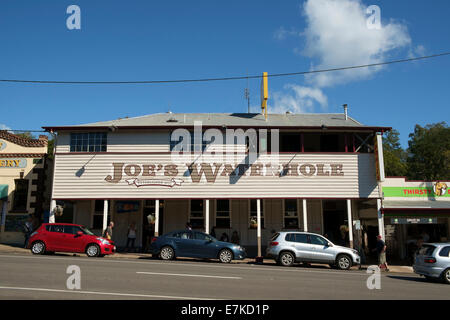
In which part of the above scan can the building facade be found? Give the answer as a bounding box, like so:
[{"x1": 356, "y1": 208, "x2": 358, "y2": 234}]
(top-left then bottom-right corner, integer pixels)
[
  {"x1": 44, "y1": 112, "x2": 389, "y2": 258},
  {"x1": 382, "y1": 177, "x2": 450, "y2": 264},
  {"x1": 0, "y1": 131, "x2": 49, "y2": 244}
]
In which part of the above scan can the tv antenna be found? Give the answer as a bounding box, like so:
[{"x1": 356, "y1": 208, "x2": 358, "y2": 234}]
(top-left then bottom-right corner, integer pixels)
[{"x1": 244, "y1": 71, "x2": 250, "y2": 113}]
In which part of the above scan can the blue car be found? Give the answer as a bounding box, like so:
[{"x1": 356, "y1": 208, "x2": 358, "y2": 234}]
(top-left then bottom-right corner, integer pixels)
[{"x1": 150, "y1": 230, "x2": 246, "y2": 263}]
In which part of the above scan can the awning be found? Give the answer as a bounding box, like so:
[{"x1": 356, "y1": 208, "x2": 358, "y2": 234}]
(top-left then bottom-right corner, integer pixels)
[
  {"x1": 382, "y1": 200, "x2": 450, "y2": 217},
  {"x1": 0, "y1": 185, "x2": 8, "y2": 200},
  {"x1": 382, "y1": 200, "x2": 450, "y2": 209}
]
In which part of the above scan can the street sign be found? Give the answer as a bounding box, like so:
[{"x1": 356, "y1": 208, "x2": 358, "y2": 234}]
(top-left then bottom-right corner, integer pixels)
[{"x1": 390, "y1": 218, "x2": 437, "y2": 224}]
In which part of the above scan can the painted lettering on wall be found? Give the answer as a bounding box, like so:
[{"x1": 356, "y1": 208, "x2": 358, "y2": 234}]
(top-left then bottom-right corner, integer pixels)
[
  {"x1": 104, "y1": 162, "x2": 345, "y2": 185},
  {"x1": 0, "y1": 158, "x2": 27, "y2": 168}
]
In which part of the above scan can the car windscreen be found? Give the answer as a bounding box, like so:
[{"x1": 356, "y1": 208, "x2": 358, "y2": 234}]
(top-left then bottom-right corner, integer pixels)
[
  {"x1": 418, "y1": 245, "x2": 436, "y2": 256},
  {"x1": 80, "y1": 226, "x2": 95, "y2": 235}
]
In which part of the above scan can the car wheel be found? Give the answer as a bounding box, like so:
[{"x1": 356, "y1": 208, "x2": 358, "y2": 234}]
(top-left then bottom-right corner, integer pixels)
[
  {"x1": 159, "y1": 246, "x2": 175, "y2": 260},
  {"x1": 442, "y1": 268, "x2": 450, "y2": 285},
  {"x1": 336, "y1": 254, "x2": 352, "y2": 270},
  {"x1": 31, "y1": 241, "x2": 46, "y2": 255},
  {"x1": 279, "y1": 252, "x2": 295, "y2": 267},
  {"x1": 86, "y1": 244, "x2": 100, "y2": 257},
  {"x1": 219, "y1": 249, "x2": 233, "y2": 263}
]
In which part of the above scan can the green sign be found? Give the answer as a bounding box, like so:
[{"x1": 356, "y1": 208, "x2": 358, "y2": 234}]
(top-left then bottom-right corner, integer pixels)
[
  {"x1": 383, "y1": 186, "x2": 450, "y2": 198},
  {"x1": 0, "y1": 184, "x2": 7, "y2": 200}
]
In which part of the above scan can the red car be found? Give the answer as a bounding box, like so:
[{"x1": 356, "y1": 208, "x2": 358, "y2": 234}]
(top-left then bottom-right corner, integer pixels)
[{"x1": 27, "y1": 223, "x2": 116, "y2": 257}]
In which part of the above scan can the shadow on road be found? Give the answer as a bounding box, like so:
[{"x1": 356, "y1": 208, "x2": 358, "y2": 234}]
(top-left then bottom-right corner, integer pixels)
[{"x1": 387, "y1": 275, "x2": 443, "y2": 284}]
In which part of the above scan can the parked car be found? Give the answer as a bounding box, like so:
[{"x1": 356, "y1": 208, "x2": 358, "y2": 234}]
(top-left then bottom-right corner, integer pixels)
[
  {"x1": 150, "y1": 230, "x2": 246, "y2": 263},
  {"x1": 266, "y1": 231, "x2": 360, "y2": 270},
  {"x1": 413, "y1": 243, "x2": 450, "y2": 284},
  {"x1": 27, "y1": 223, "x2": 116, "y2": 257}
]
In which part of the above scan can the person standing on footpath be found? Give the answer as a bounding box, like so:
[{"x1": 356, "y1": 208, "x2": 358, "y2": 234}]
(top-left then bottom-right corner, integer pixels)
[
  {"x1": 375, "y1": 235, "x2": 389, "y2": 272},
  {"x1": 103, "y1": 221, "x2": 114, "y2": 240}
]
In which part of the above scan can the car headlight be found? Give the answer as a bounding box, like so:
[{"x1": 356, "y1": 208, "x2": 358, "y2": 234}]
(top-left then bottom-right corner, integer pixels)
[
  {"x1": 352, "y1": 249, "x2": 359, "y2": 255},
  {"x1": 96, "y1": 237, "x2": 110, "y2": 245},
  {"x1": 233, "y1": 245, "x2": 243, "y2": 251}
]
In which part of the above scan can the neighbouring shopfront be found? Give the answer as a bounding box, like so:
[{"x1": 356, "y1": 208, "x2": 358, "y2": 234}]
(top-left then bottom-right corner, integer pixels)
[
  {"x1": 0, "y1": 131, "x2": 50, "y2": 244},
  {"x1": 44, "y1": 112, "x2": 389, "y2": 257},
  {"x1": 381, "y1": 177, "x2": 450, "y2": 264}
]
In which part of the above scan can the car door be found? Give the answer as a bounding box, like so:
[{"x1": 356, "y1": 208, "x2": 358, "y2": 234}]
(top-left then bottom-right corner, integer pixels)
[
  {"x1": 172, "y1": 231, "x2": 195, "y2": 257},
  {"x1": 293, "y1": 233, "x2": 314, "y2": 261},
  {"x1": 45, "y1": 225, "x2": 66, "y2": 251},
  {"x1": 192, "y1": 231, "x2": 218, "y2": 258},
  {"x1": 62, "y1": 225, "x2": 85, "y2": 253},
  {"x1": 308, "y1": 234, "x2": 335, "y2": 263}
]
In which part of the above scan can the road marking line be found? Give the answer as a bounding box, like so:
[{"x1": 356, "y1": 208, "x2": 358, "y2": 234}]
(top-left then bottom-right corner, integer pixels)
[
  {"x1": 136, "y1": 271, "x2": 242, "y2": 279},
  {"x1": 0, "y1": 253, "x2": 369, "y2": 276},
  {"x1": 0, "y1": 286, "x2": 217, "y2": 300}
]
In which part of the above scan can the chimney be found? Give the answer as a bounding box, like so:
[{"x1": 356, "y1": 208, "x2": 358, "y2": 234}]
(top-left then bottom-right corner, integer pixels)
[{"x1": 343, "y1": 104, "x2": 348, "y2": 120}]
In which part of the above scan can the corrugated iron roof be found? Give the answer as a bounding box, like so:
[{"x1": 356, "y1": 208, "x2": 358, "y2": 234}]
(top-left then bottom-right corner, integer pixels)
[{"x1": 44, "y1": 112, "x2": 391, "y2": 131}]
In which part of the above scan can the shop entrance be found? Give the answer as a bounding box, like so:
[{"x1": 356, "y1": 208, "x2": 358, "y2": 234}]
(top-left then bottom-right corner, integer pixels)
[
  {"x1": 142, "y1": 200, "x2": 164, "y2": 252},
  {"x1": 322, "y1": 200, "x2": 348, "y2": 246}
]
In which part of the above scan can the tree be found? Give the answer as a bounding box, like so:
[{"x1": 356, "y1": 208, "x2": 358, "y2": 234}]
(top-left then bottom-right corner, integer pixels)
[
  {"x1": 382, "y1": 129, "x2": 407, "y2": 177},
  {"x1": 407, "y1": 122, "x2": 450, "y2": 180},
  {"x1": 47, "y1": 138, "x2": 55, "y2": 159},
  {"x1": 15, "y1": 132, "x2": 35, "y2": 139}
]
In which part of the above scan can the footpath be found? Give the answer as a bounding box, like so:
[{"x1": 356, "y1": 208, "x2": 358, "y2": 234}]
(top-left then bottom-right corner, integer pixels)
[{"x1": 0, "y1": 243, "x2": 413, "y2": 273}]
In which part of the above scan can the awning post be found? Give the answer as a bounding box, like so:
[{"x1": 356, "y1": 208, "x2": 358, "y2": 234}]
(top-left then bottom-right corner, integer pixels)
[
  {"x1": 347, "y1": 199, "x2": 354, "y2": 248},
  {"x1": 302, "y1": 199, "x2": 308, "y2": 232},
  {"x1": 155, "y1": 200, "x2": 159, "y2": 237}
]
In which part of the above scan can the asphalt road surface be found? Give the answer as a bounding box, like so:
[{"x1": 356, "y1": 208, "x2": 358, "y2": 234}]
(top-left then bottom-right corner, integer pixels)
[{"x1": 0, "y1": 253, "x2": 448, "y2": 300}]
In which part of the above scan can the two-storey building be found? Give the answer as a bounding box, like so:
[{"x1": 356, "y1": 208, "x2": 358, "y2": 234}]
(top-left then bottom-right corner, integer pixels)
[
  {"x1": 44, "y1": 112, "x2": 390, "y2": 258},
  {"x1": 0, "y1": 131, "x2": 49, "y2": 244}
]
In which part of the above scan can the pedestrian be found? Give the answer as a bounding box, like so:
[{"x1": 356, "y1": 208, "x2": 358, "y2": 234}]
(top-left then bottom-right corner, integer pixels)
[
  {"x1": 23, "y1": 215, "x2": 33, "y2": 248},
  {"x1": 220, "y1": 232, "x2": 229, "y2": 242},
  {"x1": 375, "y1": 235, "x2": 389, "y2": 272},
  {"x1": 103, "y1": 221, "x2": 114, "y2": 240},
  {"x1": 211, "y1": 226, "x2": 217, "y2": 238},
  {"x1": 185, "y1": 222, "x2": 192, "y2": 230},
  {"x1": 126, "y1": 222, "x2": 137, "y2": 251},
  {"x1": 231, "y1": 230, "x2": 240, "y2": 244}
]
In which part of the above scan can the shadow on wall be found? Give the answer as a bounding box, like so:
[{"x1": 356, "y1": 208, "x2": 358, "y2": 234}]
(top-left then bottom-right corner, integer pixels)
[{"x1": 357, "y1": 154, "x2": 378, "y2": 198}]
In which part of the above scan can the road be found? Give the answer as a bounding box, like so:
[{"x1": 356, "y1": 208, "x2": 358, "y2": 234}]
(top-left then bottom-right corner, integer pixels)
[{"x1": 0, "y1": 252, "x2": 448, "y2": 300}]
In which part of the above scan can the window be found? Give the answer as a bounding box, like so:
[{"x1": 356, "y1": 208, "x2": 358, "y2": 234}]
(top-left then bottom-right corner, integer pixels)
[
  {"x1": 63, "y1": 225, "x2": 75, "y2": 234},
  {"x1": 216, "y1": 200, "x2": 230, "y2": 228},
  {"x1": 303, "y1": 133, "x2": 346, "y2": 152},
  {"x1": 46, "y1": 225, "x2": 64, "y2": 233},
  {"x1": 194, "y1": 232, "x2": 213, "y2": 241},
  {"x1": 279, "y1": 132, "x2": 301, "y2": 152},
  {"x1": 190, "y1": 200, "x2": 204, "y2": 229},
  {"x1": 70, "y1": 132, "x2": 107, "y2": 152},
  {"x1": 13, "y1": 179, "x2": 28, "y2": 211},
  {"x1": 418, "y1": 245, "x2": 436, "y2": 256},
  {"x1": 295, "y1": 233, "x2": 308, "y2": 243},
  {"x1": 173, "y1": 231, "x2": 192, "y2": 239},
  {"x1": 285, "y1": 233, "x2": 308, "y2": 243},
  {"x1": 170, "y1": 132, "x2": 210, "y2": 152},
  {"x1": 284, "y1": 199, "x2": 299, "y2": 229},
  {"x1": 249, "y1": 199, "x2": 264, "y2": 229},
  {"x1": 309, "y1": 235, "x2": 328, "y2": 246},
  {"x1": 439, "y1": 246, "x2": 450, "y2": 257},
  {"x1": 92, "y1": 200, "x2": 110, "y2": 229}
]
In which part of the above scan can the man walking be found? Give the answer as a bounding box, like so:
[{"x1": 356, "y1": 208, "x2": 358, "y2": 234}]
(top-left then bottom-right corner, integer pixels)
[
  {"x1": 103, "y1": 221, "x2": 114, "y2": 240},
  {"x1": 375, "y1": 235, "x2": 389, "y2": 272}
]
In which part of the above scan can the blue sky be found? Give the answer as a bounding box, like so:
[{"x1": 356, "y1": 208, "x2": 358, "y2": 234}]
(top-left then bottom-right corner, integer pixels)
[{"x1": 0, "y1": 0, "x2": 449, "y2": 147}]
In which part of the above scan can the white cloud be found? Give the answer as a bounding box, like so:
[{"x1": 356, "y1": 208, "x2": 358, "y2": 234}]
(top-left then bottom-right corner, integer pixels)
[
  {"x1": 269, "y1": 0, "x2": 420, "y2": 114},
  {"x1": 301, "y1": 0, "x2": 412, "y2": 88},
  {"x1": 251, "y1": 85, "x2": 328, "y2": 114},
  {"x1": 0, "y1": 124, "x2": 11, "y2": 131},
  {"x1": 273, "y1": 26, "x2": 302, "y2": 41}
]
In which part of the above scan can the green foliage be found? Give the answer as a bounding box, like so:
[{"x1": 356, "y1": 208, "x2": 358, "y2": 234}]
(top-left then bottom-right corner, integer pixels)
[
  {"x1": 15, "y1": 132, "x2": 35, "y2": 139},
  {"x1": 406, "y1": 122, "x2": 450, "y2": 180},
  {"x1": 383, "y1": 129, "x2": 407, "y2": 177}
]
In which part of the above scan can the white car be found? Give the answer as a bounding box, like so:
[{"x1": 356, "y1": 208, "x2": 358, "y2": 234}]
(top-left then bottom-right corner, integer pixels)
[{"x1": 266, "y1": 231, "x2": 361, "y2": 270}]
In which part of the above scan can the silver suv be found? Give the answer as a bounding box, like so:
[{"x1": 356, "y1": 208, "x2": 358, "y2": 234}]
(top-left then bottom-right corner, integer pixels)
[
  {"x1": 266, "y1": 231, "x2": 361, "y2": 270},
  {"x1": 413, "y1": 243, "x2": 450, "y2": 284}
]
